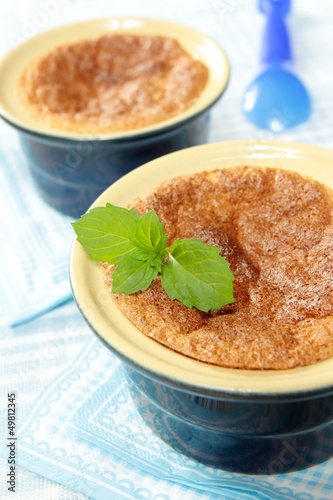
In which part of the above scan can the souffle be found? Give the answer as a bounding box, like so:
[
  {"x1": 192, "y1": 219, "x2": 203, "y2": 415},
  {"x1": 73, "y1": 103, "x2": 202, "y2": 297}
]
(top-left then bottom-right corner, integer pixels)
[
  {"x1": 16, "y1": 34, "x2": 209, "y2": 134},
  {"x1": 102, "y1": 166, "x2": 333, "y2": 370}
]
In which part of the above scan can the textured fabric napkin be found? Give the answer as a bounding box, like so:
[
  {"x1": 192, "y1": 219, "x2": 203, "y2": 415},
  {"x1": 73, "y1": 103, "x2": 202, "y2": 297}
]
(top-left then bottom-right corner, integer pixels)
[
  {"x1": 10, "y1": 334, "x2": 333, "y2": 500},
  {"x1": 0, "y1": 135, "x2": 74, "y2": 326},
  {"x1": 0, "y1": 300, "x2": 92, "y2": 500}
]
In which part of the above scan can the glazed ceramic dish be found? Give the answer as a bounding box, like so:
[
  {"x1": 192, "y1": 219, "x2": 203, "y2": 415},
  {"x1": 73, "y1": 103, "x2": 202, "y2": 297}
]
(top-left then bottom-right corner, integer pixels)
[
  {"x1": 70, "y1": 141, "x2": 333, "y2": 472},
  {"x1": 0, "y1": 18, "x2": 229, "y2": 216}
]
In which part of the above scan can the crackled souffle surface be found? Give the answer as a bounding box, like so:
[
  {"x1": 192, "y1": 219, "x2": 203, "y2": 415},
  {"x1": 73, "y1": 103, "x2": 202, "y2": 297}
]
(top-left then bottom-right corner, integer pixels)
[
  {"x1": 16, "y1": 34, "x2": 209, "y2": 134},
  {"x1": 102, "y1": 166, "x2": 333, "y2": 370}
]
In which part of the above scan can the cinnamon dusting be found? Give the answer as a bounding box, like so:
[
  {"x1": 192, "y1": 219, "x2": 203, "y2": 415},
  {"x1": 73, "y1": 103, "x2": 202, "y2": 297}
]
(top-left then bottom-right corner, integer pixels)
[
  {"x1": 16, "y1": 34, "x2": 209, "y2": 134},
  {"x1": 102, "y1": 166, "x2": 333, "y2": 370}
]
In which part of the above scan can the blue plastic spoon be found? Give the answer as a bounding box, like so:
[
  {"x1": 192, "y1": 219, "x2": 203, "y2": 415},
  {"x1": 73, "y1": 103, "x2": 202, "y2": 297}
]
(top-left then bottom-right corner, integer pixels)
[{"x1": 242, "y1": 0, "x2": 311, "y2": 132}]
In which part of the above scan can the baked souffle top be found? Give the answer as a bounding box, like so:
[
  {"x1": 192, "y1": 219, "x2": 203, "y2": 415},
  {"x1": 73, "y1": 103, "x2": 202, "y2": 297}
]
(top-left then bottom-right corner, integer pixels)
[
  {"x1": 16, "y1": 34, "x2": 209, "y2": 134},
  {"x1": 102, "y1": 166, "x2": 333, "y2": 370}
]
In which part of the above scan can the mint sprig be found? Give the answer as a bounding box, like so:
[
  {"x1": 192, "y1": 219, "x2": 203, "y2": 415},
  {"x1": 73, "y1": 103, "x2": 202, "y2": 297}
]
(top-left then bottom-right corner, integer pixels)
[{"x1": 72, "y1": 204, "x2": 235, "y2": 312}]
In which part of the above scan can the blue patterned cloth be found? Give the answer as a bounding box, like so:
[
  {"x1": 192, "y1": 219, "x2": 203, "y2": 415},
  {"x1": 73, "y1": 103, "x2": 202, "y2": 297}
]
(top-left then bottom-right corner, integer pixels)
[
  {"x1": 1, "y1": 0, "x2": 333, "y2": 498},
  {"x1": 9, "y1": 334, "x2": 333, "y2": 500}
]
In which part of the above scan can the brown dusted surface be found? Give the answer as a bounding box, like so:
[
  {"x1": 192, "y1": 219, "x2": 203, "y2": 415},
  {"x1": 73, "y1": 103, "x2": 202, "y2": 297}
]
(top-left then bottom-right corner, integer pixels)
[
  {"x1": 102, "y1": 166, "x2": 333, "y2": 369},
  {"x1": 16, "y1": 34, "x2": 208, "y2": 134}
]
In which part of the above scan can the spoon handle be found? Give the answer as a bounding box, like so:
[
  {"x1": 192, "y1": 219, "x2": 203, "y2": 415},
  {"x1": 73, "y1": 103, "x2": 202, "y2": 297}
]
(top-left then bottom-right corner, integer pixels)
[{"x1": 259, "y1": 0, "x2": 292, "y2": 64}]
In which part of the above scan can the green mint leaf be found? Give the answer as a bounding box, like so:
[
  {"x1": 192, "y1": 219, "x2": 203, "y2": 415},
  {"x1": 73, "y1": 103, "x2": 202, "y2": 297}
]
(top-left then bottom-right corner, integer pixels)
[
  {"x1": 112, "y1": 250, "x2": 159, "y2": 294},
  {"x1": 161, "y1": 239, "x2": 235, "y2": 312},
  {"x1": 71, "y1": 203, "x2": 140, "y2": 263},
  {"x1": 124, "y1": 247, "x2": 163, "y2": 273},
  {"x1": 130, "y1": 210, "x2": 168, "y2": 260},
  {"x1": 72, "y1": 204, "x2": 236, "y2": 311},
  {"x1": 111, "y1": 211, "x2": 167, "y2": 293}
]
